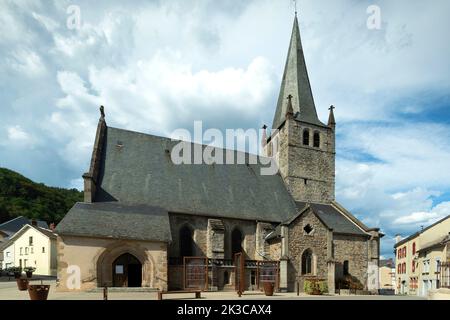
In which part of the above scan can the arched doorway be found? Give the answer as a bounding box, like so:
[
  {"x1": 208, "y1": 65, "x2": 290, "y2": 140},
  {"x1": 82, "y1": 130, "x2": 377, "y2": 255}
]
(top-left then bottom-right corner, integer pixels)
[{"x1": 112, "y1": 253, "x2": 142, "y2": 287}]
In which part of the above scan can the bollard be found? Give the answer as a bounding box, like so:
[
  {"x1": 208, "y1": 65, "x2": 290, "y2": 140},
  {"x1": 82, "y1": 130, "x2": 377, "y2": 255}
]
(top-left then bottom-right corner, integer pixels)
[
  {"x1": 296, "y1": 281, "x2": 299, "y2": 296},
  {"x1": 103, "y1": 286, "x2": 108, "y2": 300}
]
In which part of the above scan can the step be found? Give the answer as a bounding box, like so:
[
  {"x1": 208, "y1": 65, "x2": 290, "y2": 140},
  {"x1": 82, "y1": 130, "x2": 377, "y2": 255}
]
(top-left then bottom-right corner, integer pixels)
[{"x1": 88, "y1": 287, "x2": 159, "y2": 293}]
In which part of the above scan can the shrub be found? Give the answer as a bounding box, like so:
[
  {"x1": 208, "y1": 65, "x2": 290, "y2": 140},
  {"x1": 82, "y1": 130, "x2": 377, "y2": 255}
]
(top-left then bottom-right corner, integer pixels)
[
  {"x1": 7, "y1": 266, "x2": 22, "y2": 273},
  {"x1": 304, "y1": 278, "x2": 328, "y2": 295}
]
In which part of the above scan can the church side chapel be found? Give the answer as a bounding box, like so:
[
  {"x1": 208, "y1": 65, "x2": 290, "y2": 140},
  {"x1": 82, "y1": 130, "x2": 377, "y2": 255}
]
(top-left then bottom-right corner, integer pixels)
[{"x1": 55, "y1": 14, "x2": 382, "y2": 293}]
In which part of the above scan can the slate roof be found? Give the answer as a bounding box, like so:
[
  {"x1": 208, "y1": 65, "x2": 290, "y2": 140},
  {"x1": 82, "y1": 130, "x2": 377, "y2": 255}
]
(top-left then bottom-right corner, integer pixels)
[
  {"x1": 94, "y1": 126, "x2": 298, "y2": 223},
  {"x1": 55, "y1": 202, "x2": 172, "y2": 242},
  {"x1": 294, "y1": 202, "x2": 369, "y2": 236},
  {"x1": 380, "y1": 259, "x2": 395, "y2": 268},
  {"x1": 272, "y1": 16, "x2": 325, "y2": 129},
  {"x1": 0, "y1": 216, "x2": 48, "y2": 236}
]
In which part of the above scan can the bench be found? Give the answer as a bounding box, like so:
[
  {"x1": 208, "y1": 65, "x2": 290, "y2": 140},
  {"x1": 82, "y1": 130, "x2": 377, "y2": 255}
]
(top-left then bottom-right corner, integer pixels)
[{"x1": 157, "y1": 290, "x2": 202, "y2": 300}]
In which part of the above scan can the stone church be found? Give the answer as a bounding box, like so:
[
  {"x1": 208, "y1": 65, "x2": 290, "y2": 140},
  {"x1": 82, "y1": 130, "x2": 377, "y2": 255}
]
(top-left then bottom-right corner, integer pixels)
[{"x1": 55, "y1": 15, "x2": 382, "y2": 293}]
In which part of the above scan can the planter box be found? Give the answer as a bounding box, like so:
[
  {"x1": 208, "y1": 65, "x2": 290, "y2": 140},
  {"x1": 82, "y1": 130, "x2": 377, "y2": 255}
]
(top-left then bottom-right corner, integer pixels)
[
  {"x1": 28, "y1": 285, "x2": 50, "y2": 300},
  {"x1": 16, "y1": 278, "x2": 29, "y2": 291},
  {"x1": 263, "y1": 282, "x2": 274, "y2": 296}
]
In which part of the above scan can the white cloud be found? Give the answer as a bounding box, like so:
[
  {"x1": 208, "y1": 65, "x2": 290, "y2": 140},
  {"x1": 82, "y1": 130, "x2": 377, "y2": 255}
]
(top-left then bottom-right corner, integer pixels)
[
  {"x1": 7, "y1": 125, "x2": 29, "y2": 141},
  {"x1": 7, "y1": 49, "x2": 45, "y2": 76},
  {"x1": 393, "y1": 204, "x2": 450, "y2": 226},
  {"x1": 32, "y1": 12, "x2": 59, "y2": 32}
]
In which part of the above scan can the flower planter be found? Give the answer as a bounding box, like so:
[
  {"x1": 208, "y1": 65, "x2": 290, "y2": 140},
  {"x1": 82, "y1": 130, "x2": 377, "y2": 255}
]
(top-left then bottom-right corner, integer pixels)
[
  {"x1": 263, "y1": 282, "x2": 274, "y2": 296},
  {"x1": 28, "y1": 285, "x2": 50, "y2": 300},
  {"x1": 26, "y1": 271, "x2": 33, "y2": 278},
  {"x1": 311, "y1": 289, "x2": 322, "y2": 295},
  {"x1": 16, "y1": 278, "x2": 29, "y2": 291},
  {"x1": 14, "y1": 272, "x2": 22, "y2": 279}
]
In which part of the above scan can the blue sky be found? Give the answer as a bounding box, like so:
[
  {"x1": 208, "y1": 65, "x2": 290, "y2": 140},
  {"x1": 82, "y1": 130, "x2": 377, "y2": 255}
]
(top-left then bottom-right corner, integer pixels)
[{"x1": 1, "y1": 0, "x2": 450, "y2": 258}]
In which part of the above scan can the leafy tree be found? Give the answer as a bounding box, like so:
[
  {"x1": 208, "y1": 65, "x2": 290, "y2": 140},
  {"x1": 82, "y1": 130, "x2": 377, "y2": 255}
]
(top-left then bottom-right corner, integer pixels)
[{"x1": 0, "y1": 168, "x2": 83, "y2": 224}]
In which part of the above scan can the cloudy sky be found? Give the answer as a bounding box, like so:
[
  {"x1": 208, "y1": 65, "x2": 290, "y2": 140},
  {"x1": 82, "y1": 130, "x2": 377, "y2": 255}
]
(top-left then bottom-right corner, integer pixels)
[{"x1": 1, "y1": 0, "x2": 449, "y2": 258}]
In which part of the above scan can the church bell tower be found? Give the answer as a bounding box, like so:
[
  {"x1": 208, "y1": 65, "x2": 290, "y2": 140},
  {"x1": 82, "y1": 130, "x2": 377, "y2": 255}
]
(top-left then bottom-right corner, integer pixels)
[{"x1": 266, "y1": 14, "x2": 336, "y2": 204}]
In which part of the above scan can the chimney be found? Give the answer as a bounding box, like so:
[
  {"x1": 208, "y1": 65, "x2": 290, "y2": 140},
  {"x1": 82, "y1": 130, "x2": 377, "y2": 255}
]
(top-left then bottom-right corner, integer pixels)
[
  {"x1": 31, "y1": 219, "x2": 37, "y2": 227},
  {"x1": 395, "y1": 234, "x2": 401, "y2": 243},
  {"x1": 49, "y1": 223, "x2": 56, "y2": 231}
]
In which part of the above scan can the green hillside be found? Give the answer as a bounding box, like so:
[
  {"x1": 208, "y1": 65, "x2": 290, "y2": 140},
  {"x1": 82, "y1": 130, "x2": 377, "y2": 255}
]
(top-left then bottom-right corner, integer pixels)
[{"x1": 0, "y1": 168, "x2": 83, "y2": 224}]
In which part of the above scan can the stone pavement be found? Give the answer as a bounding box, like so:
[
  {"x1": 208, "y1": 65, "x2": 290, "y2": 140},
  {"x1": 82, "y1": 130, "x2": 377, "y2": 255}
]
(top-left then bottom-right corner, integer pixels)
[{"x1": 0, "y1": 280, "x2": 426, "y2": 300}]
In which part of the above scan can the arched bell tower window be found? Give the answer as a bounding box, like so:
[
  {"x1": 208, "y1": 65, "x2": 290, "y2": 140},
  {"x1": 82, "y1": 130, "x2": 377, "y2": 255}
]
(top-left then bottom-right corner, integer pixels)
[
  {"x1": 179, "y1": 225, "x2": 194, "y2": 257},
  {"x1": 301, "y1": 249, "x2": 313, "y2": 275},
  {"x1": 303, "y1": 129, "x2": 310, "y2": 146},
  {"x1": 313, "y1": 131, "x2": 320, "y2": 148},
  {"x1": 231, "y1": 228, "x2": 243, "y2": 257}
]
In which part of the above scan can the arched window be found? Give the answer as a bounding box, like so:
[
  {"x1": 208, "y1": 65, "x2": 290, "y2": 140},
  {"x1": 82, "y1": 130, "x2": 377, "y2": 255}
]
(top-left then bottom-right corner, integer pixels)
[
  {"x1": 313, "y1": 132, "x2": 320, "y2": 148},
  {"x1": 301, "y1": 249, "x2": 313, "y2": 275},
  {"x1": 397, "y1": 264, "x2": 401, "y2": 274},
  {"x1": 412, "y1": 242, "x2": 416, "y2": 255},
  {"x1": 179, "y1": 225, "x2": 194, "y2": 257},
  {"x1": 343, "y1": 260, "x2": 349, "y2": 275},
  {"x1": 231, "y1": 228, "x2": 243, "y2": 257},
  {"x1": 402, "y1": 263, "x2": 406, "y2": 274},
  {"x1": 412, "y1": 261, "x2": 415, "y2": 273},
  {"x1": 303, "y1": 129, "x2": 310, "y2": 146}
]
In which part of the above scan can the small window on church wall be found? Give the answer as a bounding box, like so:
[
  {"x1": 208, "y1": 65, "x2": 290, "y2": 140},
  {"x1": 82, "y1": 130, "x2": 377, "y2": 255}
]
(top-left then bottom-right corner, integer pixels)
[
  {"x1": 303, "y1": 224, "x2": 313, "y2": 235},
  {"x1": 180, "y1": 226, "x2": 194, "y2": 257},
  {"x1": 313, "y1": 132, "x2": 320, "y2": 148},
  {"x1": 231, "y1": 228, "x2": 243, "y2": 257},
  {"x1": 224, "y1": 271, "x2": 230, "y2": 285},
  {"x1": 301, "y1": 249, "x2": 313, "y2": 275},
  {"x1": 303, "y1": 129, "x2": 310, "y2": 146},
  {"x1": 343, "y1": 260, "x2": 349, "y2": 275}
]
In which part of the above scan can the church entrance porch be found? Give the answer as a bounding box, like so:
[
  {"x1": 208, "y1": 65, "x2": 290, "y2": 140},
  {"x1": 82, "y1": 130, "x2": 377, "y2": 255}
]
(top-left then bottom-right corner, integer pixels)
[{"x1": 112, "y1": 253, "x2": 142, "y2": 287}]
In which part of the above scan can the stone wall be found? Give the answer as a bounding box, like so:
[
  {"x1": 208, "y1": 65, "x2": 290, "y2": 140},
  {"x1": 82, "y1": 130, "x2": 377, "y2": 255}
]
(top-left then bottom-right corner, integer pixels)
[
  {"x1": 267, "y1": 239, "x2": 282, "y2": 261},
  {"x1": 56, "y1": 235, "x2": 168, "y2": 291},
  {"x1": 168, "y1": 213, "x2": 265, "y2": 260},
  {"x1": 287, "y1": 209, "x2": 329, "y2": 291},
  {"x1": 333, "y1": 234, "x2": 369, "y2": 289}
]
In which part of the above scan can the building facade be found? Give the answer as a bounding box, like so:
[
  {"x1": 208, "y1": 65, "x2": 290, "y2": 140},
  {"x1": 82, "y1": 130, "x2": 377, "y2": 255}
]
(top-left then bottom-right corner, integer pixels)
[
  {"x1": 55, "y1": 15, "x2": 382, "y2": 293},
  {"x1": 394, "y1": 215, "x2": 450, "y2": 296},
  {"x1": 1, "y1": 224, "x2": 57, "y2": 276},
  {"x1": 379, "y1": 259, "x2": 396, "y2": 293}
]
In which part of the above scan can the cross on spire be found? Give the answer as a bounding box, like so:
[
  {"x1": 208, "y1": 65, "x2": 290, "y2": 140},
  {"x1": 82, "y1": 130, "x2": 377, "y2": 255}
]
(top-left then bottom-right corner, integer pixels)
[{"x1": 293, "y1": 0, "x2": 298, "y2": 16}]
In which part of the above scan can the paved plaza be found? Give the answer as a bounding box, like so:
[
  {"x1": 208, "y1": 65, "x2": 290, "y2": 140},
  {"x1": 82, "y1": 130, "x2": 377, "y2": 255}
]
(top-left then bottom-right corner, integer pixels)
[{"x1": 0, "y1": 279, "x2": 426, "y2": 300}]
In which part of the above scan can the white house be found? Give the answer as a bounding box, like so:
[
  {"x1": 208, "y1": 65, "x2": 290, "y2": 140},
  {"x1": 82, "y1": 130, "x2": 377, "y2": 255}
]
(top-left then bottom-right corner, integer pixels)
[{"x1": 1, "y1": 224, "x2": 57, "y2": 276}]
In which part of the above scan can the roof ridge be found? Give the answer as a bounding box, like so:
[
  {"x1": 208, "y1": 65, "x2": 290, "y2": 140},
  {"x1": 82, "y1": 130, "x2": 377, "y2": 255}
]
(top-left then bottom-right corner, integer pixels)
[{"x1": 108, "y1": 126, "x2": 272, "y2": 162}]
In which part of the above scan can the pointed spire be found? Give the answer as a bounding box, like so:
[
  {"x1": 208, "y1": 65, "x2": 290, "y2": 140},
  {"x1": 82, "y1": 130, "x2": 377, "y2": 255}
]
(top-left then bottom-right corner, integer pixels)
[
  {"x1": 272, "y1": 15, "x2": 324, "y2": 129},
  {"x1": 328, "y1": 105, "x2": 336, "y2": 126}
]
